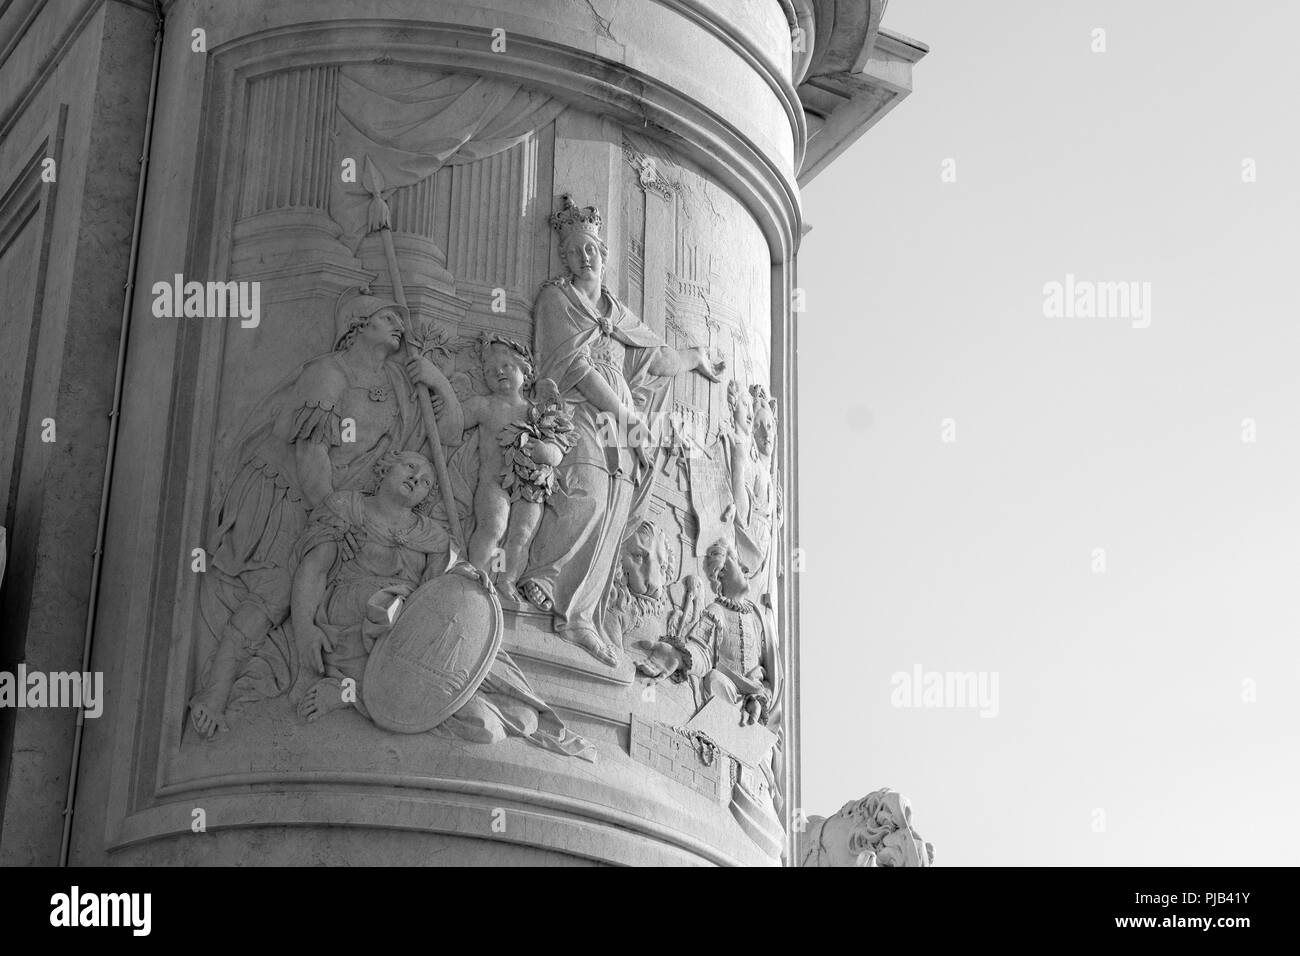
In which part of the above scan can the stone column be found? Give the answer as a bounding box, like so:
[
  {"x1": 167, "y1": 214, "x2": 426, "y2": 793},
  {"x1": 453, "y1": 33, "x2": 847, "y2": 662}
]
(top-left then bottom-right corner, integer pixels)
[
  {"x1": 0, "y1": 0, "x2": 157, "y2": 866},
  {"x1": 231, "y1": 65, "x2": 356, "y2": 278},
  {"x1": 52, "y1": 0, "x2": 922, "y2": 868}
]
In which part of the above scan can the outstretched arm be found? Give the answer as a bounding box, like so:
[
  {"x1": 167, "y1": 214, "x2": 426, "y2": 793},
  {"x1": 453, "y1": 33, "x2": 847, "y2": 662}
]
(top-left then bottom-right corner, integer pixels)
[
  {"x1": 646, "y1": 346, "x2": 725, "y2": 381},
  {"x1": 637, "y1": 614, "x2": 718, "y2": 682}
]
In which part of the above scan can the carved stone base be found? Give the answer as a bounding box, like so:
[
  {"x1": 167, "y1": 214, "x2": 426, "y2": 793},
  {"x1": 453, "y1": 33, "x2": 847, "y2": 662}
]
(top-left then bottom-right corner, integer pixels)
[{"x1": 123, "y1": 691, "x2": 778, "y2": 867}]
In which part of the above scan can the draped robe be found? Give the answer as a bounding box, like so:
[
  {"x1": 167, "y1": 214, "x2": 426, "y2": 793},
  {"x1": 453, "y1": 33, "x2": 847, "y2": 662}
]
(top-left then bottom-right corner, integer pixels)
[
  {"x1": 195, "y1": 350, "x2": 427, "y2": 706},
  {"x1": 520, "y1": 278, "x2": 676, "y2": 644},
  {"x1": 299, "y1": 491, "x2": 594, "y2": 760}
]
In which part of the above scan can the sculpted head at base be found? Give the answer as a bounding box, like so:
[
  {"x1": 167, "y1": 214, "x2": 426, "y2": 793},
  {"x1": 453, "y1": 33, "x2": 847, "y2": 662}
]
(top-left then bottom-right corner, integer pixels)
[{"x1": 800, "y1": 788, "x2": 935, "y2": 868}]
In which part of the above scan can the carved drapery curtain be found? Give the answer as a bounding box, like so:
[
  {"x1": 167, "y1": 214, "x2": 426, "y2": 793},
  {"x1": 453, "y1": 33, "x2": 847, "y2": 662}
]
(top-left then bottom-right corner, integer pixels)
[{"x1": 331, "y1": 65, "x2": 566, "y2": 248}]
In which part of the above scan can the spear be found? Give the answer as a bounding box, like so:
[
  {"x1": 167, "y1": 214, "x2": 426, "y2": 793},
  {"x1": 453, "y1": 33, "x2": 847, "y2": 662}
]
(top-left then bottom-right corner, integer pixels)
[{"x1": 362, "y1": 156, "x2": 465, "y2": 550}]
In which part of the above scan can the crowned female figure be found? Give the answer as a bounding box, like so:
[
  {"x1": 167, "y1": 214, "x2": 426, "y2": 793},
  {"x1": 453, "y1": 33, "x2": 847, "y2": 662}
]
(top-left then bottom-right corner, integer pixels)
[{"x1": 517, "y1": 196, "x2": 724, "y2": 666}]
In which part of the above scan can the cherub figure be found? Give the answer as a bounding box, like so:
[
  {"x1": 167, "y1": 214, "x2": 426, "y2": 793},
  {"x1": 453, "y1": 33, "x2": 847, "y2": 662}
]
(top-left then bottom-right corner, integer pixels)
[
  {"x1": 497, "y1": 377, "x2": 575, "y2": 602},
  {"x1": 455, "y1": 335, "x2": 534, "y2": 575},
  {"x1": 458, "y1": 336, "x2": 574, "y2": 602}
]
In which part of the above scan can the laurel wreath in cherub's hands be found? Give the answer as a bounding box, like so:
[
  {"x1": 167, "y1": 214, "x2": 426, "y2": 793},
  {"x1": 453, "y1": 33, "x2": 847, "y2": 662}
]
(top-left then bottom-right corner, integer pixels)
[{"x1": 499, "y1": 379, "x2": 577, "y2": 504}]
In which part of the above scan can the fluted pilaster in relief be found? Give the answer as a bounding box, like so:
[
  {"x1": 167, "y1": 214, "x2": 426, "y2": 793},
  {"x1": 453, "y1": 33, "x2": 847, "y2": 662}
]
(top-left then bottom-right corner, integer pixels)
[
  {"x1": 238, "y1": 67, "x2": 338, "y2": 218},
  {"x1": 230, "y1": 65, "x2": 360, "y2": 291}
]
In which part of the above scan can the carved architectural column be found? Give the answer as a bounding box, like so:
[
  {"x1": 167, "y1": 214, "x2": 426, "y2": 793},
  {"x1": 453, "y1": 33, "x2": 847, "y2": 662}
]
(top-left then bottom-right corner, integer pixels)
[
  {"x1": 444, "y1": 135, "x2": 550, "y2": 323},
  {"x1": 49, "y1": 0, "x2": 925, "y2": 870},
  {"x1": 231, "y1": 67, "x2": 357, "y2": 282},
  {"x1": 354, "y1": 170, "x2": 472, "y2": 343}
]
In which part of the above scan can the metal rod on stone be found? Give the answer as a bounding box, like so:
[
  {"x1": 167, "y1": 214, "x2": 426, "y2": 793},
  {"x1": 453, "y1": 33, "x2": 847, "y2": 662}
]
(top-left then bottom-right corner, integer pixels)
[{"x1": 363, "y1": 157, "x2": 465, "y2": 551}]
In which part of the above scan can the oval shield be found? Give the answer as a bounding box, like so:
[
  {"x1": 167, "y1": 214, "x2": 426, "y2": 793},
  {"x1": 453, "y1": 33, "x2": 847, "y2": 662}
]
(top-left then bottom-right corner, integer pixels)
[{"x1": 362, "y1": 568, "x2": 503, "y2": 734}]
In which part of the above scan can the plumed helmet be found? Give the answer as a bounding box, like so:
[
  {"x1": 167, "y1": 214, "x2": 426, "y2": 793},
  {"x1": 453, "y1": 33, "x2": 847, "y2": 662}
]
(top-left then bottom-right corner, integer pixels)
[{"x1": 334, "y1": 285, "x2": 409, "y2": 349}]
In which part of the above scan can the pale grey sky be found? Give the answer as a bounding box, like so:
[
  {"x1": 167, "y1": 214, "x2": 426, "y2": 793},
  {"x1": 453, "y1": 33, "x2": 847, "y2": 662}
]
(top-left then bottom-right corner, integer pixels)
[{"x1": 798, "y1": 0, "x2": 1300, "y2": 865}]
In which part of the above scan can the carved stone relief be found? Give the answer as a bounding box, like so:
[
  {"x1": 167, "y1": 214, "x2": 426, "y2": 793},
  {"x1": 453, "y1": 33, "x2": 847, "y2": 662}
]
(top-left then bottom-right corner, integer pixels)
[
  {"x1": 176, "y1": 61, "x2": 784, "y2": 858},
  {"x1": 797, "y1": 789, "x2": 935, "y2": 868},
  {"x1": 514, "y1": 195, "x2": 726, "y2": 668}
]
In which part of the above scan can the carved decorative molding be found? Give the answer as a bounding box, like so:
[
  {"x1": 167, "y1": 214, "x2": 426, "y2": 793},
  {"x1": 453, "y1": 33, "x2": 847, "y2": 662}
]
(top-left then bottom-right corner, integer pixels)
[
  {"x1": 0, "y1": 105, "x2": 65, "y2": 660},
  {"x1": 621, "y1": 141, "x2": 678, "y2": 200}
]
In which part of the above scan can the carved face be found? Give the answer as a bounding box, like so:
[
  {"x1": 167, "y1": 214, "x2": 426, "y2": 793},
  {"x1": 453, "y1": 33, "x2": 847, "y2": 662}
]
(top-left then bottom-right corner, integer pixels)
[
  {"x1": 483, "y1": 343, "x2": 527, "y2": 396},
  {"x1": 620, "y1": 524, "x2": 668, "y2": 599},
  {"x1": 360, "y1": 308, "x2": 404, "y2": 353},
  {"x1": 705, "y1": 541, "x2": 748, "y2": 598},
  {"x1": 730, "y1": 386, "x2": 754, "y2": 436},
  {"x1": 716, "y1": 549, "x2": 747, "y2": 597},
  {"x1": 563, "y1": 235, "x2": 605, "y2": 283},
  {"x1": 820, "y1": 791, "x2": 934, "y2": 868},
  {"x1": 378, "y1": 453, "x2": 435, "y2": 509},
  {"x1": 873, "y1": 827, "x2": 932, "y2": 868},
  {"x1": 752, "y1": 399, "x2": 775, "y2": 457}
]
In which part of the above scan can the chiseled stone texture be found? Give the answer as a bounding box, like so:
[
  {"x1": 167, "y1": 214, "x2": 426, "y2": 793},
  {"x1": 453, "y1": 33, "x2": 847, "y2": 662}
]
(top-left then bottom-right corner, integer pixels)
[
  {"x1": 0, "y1": 0, "x2": 920, "y2": 868},
  {"x1": 797, "y1": 789, "x2": 936, "y2": 868},
  {"x1": 55, "y1": 0, "x2": 802, "y2": 868},
  {"x1": 0, "y1": 0, "x2": 155, "y2": 866},
  {"x1": 112, "y1": 826, "x2": 600, "y2": 867}
]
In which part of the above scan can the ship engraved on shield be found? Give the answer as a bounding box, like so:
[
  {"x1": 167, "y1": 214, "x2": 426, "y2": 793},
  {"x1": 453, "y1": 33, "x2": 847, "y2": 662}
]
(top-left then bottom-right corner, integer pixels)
[
  {"x1": 363, "y1": 571, "x2": 503, "y2": 734},
  {"x1": 389, "y1": 614, "x2": 470, "y2": 698}
]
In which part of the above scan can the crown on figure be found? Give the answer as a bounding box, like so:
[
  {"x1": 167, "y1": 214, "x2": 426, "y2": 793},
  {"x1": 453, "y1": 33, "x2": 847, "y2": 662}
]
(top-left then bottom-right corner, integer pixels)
[{"x1": 549, "y1": 194, "x2": 603, "y2": 246}]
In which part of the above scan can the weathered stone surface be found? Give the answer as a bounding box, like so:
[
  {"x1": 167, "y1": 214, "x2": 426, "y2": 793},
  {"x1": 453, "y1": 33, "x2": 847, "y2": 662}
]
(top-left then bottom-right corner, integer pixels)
[
  {"x1": 797, "y1": 788, "x2": 935, "y2": 867},
  {"x1": 0, "y1": 0, "x2": 156, "y2": 866},
  {"x1": 0, "y1": 0, "x2": 923, "y2": 867}
]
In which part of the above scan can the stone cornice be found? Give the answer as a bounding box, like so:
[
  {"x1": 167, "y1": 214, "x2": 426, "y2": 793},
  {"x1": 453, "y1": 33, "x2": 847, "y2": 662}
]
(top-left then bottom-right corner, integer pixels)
[
  {"x1": 795, "y1": 0, "x2": 928, "y2": 184},
  {"x1": 655, "y1": 0, "x2": 808, "y2": 176},
  {"x1": 203, "y1": 20, "x2": 803, "y2": 263}
]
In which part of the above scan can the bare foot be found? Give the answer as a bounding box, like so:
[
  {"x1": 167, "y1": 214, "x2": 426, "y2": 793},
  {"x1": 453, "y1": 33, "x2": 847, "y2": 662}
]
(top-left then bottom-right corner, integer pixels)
[
  {"x1": 560, "y1": 626, "x2": 619, "y2": 667},
  {"x1": 288, "y1": 667, "x2": 319, "y2": 708},
  {"x1": 297, "y1": 678, "x2": 350, "y2": 722},
  {"x1": 519, "y1": 579, "x2": 553, "y2": 613},
  {"x1": 189, "y1": 699, "x2": 228, "y2": 740}
]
